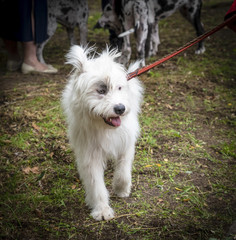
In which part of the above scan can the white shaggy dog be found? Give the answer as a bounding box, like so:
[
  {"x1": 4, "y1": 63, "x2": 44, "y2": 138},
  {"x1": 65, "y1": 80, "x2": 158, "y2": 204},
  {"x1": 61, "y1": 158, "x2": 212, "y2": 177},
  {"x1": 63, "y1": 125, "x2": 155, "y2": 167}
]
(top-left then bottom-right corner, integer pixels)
[{"x1": 61, "y1": 45, "x2": 143, "y2": 221}]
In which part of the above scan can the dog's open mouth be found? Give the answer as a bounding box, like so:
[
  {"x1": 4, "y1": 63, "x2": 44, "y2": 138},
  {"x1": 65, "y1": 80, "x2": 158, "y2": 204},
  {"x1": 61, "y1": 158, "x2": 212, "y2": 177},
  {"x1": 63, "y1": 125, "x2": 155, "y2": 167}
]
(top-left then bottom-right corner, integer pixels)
[{"x1": 103, "y1": 117, "x2": 121, "y2": 127}]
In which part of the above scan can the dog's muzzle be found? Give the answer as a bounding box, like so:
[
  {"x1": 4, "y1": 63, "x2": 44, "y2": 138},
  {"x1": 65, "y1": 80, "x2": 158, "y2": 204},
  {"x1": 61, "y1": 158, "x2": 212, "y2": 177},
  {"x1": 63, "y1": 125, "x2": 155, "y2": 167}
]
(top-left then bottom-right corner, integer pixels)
[
  {"x1": 103, "y1": 116, "x2": 121, "y2": 127},
  {"x1": 114, "y1": 104, "x2": 125, "y2": 115},
  {"x1": 103, "y1": 104, "x2": 125, "y2": 127}
]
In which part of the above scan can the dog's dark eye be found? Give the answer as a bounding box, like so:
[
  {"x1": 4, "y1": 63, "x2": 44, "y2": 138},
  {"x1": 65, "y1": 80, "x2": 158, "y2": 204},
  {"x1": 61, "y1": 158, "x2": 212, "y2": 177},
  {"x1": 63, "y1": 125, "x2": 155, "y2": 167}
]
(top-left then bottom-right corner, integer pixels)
[
  {"x1": 97, "y1": 84, "x2": 107, "y2": 95},
  {"x1": 97, "y1": 89, "x2": 106, "y2": 94},
  {"x1": 118, "y1": 86, "x2": 122, "y2": 90}
]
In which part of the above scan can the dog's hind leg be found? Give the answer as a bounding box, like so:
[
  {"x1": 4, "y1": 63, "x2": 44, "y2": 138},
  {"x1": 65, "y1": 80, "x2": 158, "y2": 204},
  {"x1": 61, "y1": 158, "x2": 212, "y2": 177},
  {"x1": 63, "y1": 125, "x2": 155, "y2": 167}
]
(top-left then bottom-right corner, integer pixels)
[
  {"x1": 147, "y1": 22, "x2": 160, "y2": 57},
  {"x1": 180, "y1": 1, "x2": 205, "y2": 54},
  {"x1": 192, "y1": 6, "x2": 205, "y2": 54},
  {"x1": 78, "y1": 21, "x2": 88, "y2": 46},
  {"x1": 37, "y1": 17, "x2": 58, "y2": 64},
  {"x1": 37, "y1": 41, "x2": 48, "y2": 64},
  {"x1": 66, "y1": 27, "x2": 76, "y2": 45},
  {"x1": 76, "y1": 153, "x2": 114, "y2": 221},
  {"x1": 113, "y1": 145, "x2": 135, "y2": 198}
]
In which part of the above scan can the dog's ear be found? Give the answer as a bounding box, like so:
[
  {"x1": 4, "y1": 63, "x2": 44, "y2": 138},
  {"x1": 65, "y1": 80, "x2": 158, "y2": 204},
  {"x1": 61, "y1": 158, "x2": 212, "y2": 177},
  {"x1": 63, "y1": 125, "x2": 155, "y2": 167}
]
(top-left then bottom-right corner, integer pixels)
[{"x1": 65, "y1": 45, "x2": 93, "y2": 73}]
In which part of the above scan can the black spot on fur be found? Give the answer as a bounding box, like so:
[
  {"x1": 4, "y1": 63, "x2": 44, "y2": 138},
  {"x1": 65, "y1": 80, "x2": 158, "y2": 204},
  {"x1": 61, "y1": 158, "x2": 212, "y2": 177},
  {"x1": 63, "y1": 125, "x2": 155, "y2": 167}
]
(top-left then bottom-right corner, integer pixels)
[
  {"x1": 114, "y1": 0, "x2": 123, "y2": 18},
  {"x1": 188, "y1": 7, "x2": 194, "y2": 13},
  {"x1": 61, "y1": 7, "x2": 71, "y2": 15},
  {"x1": 156, "y1": 3, "x2": 175, "y2": 16},
  {"x1": 97, "y1": 82, "x2": 108, "y2": 95}
]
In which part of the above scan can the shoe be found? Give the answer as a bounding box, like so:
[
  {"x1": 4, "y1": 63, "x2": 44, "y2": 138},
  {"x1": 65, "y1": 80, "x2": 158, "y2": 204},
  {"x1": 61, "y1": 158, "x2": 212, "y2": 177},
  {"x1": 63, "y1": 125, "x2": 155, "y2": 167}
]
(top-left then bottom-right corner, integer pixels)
[
  {"x1": 7, "y1": 60, "x2": 22, "y2": 71},
  {"x1": 46, "y1": 64, "x2": 58, "y2": 72},
  {"x1": 21, "y1": 62, "x2": 58, "y2": 74}
]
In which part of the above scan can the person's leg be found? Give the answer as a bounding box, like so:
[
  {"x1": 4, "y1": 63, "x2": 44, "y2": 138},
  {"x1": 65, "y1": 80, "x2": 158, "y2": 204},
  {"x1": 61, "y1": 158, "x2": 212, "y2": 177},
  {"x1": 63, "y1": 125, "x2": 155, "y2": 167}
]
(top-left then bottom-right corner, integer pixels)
[
  {"x1": 3, "y1": 39, "x2": 21, "y2": 71},
  {"x1": 22, "y1": 41, "x2": 47, "y2": 71},
  {"x1": 21, "y1": 0, "x2": 52, "y2": 72},
  {"x1": 3, "y1": 39, "x2": 20, "y2": 60}
]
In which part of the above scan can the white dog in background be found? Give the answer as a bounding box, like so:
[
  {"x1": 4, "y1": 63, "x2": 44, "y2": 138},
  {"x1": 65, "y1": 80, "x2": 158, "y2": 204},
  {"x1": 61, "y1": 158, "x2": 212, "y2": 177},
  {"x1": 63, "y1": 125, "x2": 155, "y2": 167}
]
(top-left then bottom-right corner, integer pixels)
[{"x1": 61, "y1": 45, "x2": 143, "y2": 220}]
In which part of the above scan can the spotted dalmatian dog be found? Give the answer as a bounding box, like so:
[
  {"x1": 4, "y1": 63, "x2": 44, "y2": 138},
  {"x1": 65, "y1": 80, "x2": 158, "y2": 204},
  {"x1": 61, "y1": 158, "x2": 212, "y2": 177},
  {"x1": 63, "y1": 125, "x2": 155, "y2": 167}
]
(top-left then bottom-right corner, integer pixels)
[
  {"x1": 37, "y1": 0, "x2": 88, "y2": 64},
  {"x1": 96, "y1": 0, "x2": 205, "y2": 66}
]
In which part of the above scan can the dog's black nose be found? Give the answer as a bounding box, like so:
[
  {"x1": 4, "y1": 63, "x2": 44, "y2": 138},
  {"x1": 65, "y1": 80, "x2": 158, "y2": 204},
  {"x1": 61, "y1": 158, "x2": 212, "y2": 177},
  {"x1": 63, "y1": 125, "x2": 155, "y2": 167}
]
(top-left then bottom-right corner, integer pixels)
[{"x1": 114, "y1": 104, "x2": 125, "y2": 115}]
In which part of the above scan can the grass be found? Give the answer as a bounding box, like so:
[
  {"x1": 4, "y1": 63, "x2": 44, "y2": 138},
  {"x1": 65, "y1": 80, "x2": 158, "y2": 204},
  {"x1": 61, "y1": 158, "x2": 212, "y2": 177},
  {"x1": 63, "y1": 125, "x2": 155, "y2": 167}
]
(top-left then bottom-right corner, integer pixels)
[{"x1": 0, "y1": 0, "x2": 236, "y2": 239}]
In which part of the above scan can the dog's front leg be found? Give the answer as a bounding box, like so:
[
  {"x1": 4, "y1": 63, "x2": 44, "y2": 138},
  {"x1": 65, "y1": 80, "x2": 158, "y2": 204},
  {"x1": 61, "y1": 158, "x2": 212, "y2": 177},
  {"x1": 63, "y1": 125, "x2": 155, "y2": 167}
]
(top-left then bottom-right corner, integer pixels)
[
  {"x1": 113, "y1": 145, "x2": 135, "y2": 197},
  {"x1": 136, "y1": 22, "x2": 149, "y2": 67},
  {"x1": 66, "y1": 28, "x2": 76, "y2": 46},
  {"x1": 150, "y1": 23, "x2": 160, "y2": 57},
  {"x1": 119, "y1": 36, "x2": 131, "y2": 66},
  {"x1": 78, "y1": 0, "x2": 88, "y2": 46},
  {"x1": 77, "y1": 154, "x2": 114, "y2": 221},
  {"x1": 78, "y1": 21, "x2": 88, "y2": 46}
]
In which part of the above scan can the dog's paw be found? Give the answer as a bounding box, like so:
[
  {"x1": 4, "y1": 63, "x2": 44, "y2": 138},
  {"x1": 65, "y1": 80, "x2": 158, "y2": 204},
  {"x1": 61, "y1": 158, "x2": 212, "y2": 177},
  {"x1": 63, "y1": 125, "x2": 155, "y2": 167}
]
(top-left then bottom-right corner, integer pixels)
[
  {"x1": 195, "y1": 46, "x2": 206, "y2": 54},
  {"x1": 91, "y1": 206, "x2": 114, "y2": 221},
  {"x1": 115, "y1": 189, "x2": 130, "y2": 198},
  {"x1": 113, "y1": 181, "x2": 131, "y2": 198}
]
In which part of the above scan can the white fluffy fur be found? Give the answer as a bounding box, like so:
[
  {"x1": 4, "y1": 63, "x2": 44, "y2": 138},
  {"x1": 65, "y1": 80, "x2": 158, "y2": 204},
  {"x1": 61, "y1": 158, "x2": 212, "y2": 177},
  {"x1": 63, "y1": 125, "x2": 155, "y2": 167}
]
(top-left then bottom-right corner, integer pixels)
[{"x1": 62, "y1": 45, "x2": 143, "y2": 221}]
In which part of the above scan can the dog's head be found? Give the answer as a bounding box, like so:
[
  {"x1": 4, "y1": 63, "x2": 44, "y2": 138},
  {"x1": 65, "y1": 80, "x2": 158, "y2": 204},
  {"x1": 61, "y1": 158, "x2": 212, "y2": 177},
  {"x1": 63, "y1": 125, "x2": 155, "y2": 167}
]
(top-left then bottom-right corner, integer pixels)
[
  {"x1": 94, "y1": 1, "x2": 122, "y2": 35},
  {"x1": 65, "y1": 45, "x2": 142, "y2": 128}
]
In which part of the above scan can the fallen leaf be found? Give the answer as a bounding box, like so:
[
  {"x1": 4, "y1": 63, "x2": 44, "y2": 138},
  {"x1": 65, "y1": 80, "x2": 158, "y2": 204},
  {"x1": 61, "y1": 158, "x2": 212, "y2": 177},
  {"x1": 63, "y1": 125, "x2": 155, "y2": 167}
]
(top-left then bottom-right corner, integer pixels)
[
  {"x1": 22, "y1": 167, "x2": 31, "y2": 174},
  {"x1": 32, "y1": 122, "x2": 40, "y2": 132},
  {"x1": 175, "y1": 187, "x2": 182, "y2": 191},
  {"x1": 31, "y1": 167, "x2": 40, "y2": 174},
  {"x1": 22, "y1": 166, "x2": 40, "y2": 174},
  {"x1": 144, "y1": 165, "x2": 153, "y2": 168},
  {"x1": 165, "y1": 104, "x2": 173, "y2": 110}
]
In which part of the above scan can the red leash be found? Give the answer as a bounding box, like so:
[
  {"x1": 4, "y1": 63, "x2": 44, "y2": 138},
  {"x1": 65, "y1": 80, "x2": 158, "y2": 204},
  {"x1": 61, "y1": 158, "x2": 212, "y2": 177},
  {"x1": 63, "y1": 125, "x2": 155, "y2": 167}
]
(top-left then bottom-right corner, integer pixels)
[{"x1": 127, "y1": 14, "x2": 236, "y2": 81}]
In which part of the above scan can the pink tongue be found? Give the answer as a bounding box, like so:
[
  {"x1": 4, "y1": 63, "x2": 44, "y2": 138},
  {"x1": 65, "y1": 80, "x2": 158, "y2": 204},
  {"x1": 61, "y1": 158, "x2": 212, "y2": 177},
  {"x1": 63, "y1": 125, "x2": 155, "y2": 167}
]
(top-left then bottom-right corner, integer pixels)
[{"x1": 111, "y1": 117, "x2": 121, "y2": 127}]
